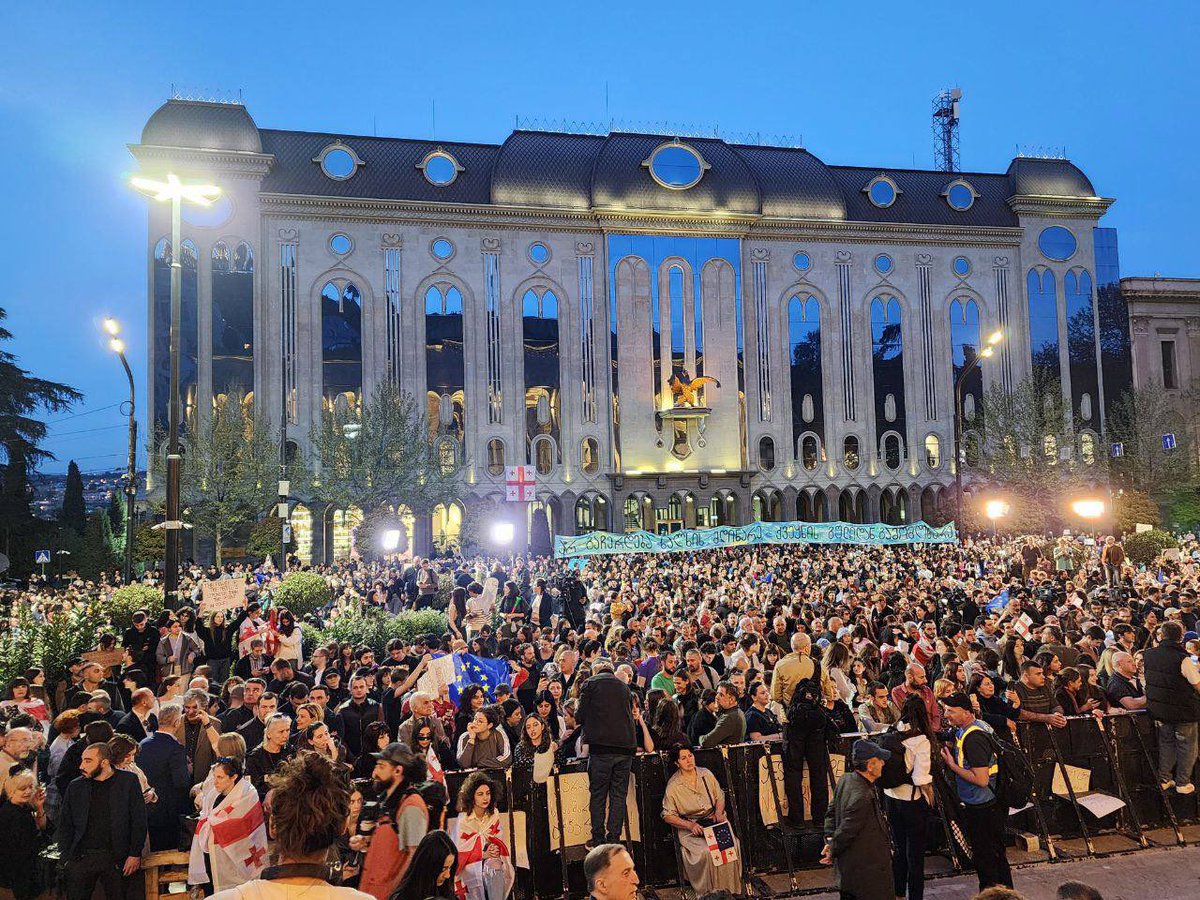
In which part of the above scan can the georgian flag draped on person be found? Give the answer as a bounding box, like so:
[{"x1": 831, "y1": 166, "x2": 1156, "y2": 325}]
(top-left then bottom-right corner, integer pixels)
[
  {"x1": 426, "y1": 744, "x2": 445, "y2": 784},
  {"x1": 187, "y1": 772, "x2": 269, "y2": 890},
  {"x1": 452, "y1": 812, "x2": 515, "y2": 900},
  {"x1": 237, "y1": 609, "x2": 266, "y2": 658}
]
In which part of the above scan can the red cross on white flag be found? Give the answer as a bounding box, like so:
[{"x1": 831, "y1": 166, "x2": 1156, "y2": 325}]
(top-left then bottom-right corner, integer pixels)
[{"x1": 505, "y1": 465, "x2": 536, "y2": 502}]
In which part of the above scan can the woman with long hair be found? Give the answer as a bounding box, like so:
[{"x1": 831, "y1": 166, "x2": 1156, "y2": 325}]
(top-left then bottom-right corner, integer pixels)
[
  {"x1": 534, "y1": 690, "x2": 565, "y2": 741},
  {"x1": 406, "y1": 716, "x2": 451, "y2": 786},
  {"x1": 389, "y1": 830, "x2": 457, "y2": 900},
  {"x1": 353, "y1": 721, "x2": 393, "y2": 780},
  {"x1": 884, "y1": 694, "x2": 936, "y2": 900},
  {"x1": 650, "y1": 696, "x2": 690, "y2": 753},
  {"x1": 999, "y1": 635, "x2": 1026, "y2": 682},
  {"x1": 274, "y1": 607, "x2": 303, "y2": 665},
  {"x1": 4, "y1": 677, "x2": 50, "y2": 737},
  {"x1": 454, "y1": 684, "x2": 488, "y2": 741},
  {"x1": 196, "y1": 610, "x2": 235, "y2": 685},
  {"x1": 822, "y1": 641, "x2": 855, "y2": 704},
  {"x1": 451, "y1": 772, "x2": 515, "y2": 900}
]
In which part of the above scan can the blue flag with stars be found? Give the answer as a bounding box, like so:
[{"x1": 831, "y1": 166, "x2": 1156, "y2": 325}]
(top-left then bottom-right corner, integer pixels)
[
  {"x1": 986, "y1": 589, "x2": 1009, "y2": 614},
  {"x1": 451, "y1": 652, "x2": 511, "y2": 703}
]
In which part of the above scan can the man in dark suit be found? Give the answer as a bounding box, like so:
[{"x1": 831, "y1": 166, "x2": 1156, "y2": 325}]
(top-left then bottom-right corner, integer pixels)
[
  {"x1": 57, "y1": 741, "x2": 147, "y2": 900},
  {"x1": 115, "y1": 688, "x2": 157, "y2": 742},
  {"x1": 137, "y1": 703, "x2": 189, "y2": 851},
  {"x1": 821, "y1": 739, "x2": 894, "y2": 900}
]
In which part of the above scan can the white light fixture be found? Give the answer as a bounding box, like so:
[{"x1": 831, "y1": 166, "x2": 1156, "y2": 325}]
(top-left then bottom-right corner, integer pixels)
[
  {"x1": 381, "y1": 529, "x2": 402, "y2": 551},
  {"x1": 491, "y1": 522, "x2": 515, "y2": 545},
  {"x1": 1072, "y1": 499, "x2": 1105, "y2": 519}
]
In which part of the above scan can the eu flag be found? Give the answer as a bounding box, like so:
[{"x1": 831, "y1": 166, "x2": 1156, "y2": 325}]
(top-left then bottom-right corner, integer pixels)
[
  {"x1": 451, "y1": 652, "x2": 511, "y2": 703},
  {"x1": 985, "y1": 589, "x2": 1009, "y2": 615}
]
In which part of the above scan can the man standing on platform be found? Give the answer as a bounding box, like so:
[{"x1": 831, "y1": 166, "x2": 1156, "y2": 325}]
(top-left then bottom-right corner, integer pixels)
[{"x1": 577, "y1": 660, "x2": 636, "y2": 845}]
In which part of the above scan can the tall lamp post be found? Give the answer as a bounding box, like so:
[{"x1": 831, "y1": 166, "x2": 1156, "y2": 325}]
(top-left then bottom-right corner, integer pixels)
[
  {"x1": 130, "y1": 174, "x2": 221, "y2": 606},
  {"x1": 954, "y1": 330, "x2": 1004, "y2": 534},
  {"x1": 103, "y1": 318, "x2": 137, "y2": 584}
]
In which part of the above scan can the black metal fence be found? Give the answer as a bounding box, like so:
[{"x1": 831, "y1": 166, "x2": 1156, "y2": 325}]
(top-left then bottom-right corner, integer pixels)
[{"x1": 446, "y1": 711, "x2": 1200, "y2": 898}]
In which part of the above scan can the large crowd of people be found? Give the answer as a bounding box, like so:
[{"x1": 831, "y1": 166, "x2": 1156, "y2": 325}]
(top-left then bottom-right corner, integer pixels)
[{"x1": 1, "y1": 529, "x2": 1196, "y2": 900}]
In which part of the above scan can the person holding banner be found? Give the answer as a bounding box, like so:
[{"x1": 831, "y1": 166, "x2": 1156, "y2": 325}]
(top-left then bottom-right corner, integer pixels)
[{"x1": 660, "y1": 746, "x2": 742, "y2": 894}]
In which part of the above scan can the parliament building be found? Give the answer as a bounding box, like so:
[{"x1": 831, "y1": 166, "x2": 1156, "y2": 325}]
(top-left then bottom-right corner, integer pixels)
[{"x1": 132, "y1": 99, "x2": 1130, "y2": 561}]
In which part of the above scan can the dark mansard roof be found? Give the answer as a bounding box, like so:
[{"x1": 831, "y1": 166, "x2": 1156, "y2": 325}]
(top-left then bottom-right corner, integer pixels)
[{"x1": 138, "y1": 99, "x2": 1103, "y2": 225}]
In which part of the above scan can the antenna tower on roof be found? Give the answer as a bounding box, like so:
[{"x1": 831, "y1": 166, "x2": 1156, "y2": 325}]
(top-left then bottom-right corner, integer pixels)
[{"x1": 932, "y1": 87, "x2": 962, "y2": 172}]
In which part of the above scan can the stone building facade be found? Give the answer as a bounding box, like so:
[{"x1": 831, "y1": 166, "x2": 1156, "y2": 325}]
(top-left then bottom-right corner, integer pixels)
[{"x1": 131, "y1": 99, "x2": 1127, "y2": 561}]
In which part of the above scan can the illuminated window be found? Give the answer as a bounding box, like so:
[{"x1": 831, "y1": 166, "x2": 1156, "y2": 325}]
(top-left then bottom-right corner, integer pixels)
[
  {"x1": 581, "y1": 437, "x2": 600, "y2": 474},
  {"x1": 925, "y1": 434, "x2": 941, "y2": 469},
  {"x1": 844, "y1": 436, "x2": 860, "y2": 471},
  {"x1": 486, "y1": 439, "x2": 505, "y2": 476},
  {"x1": 332, "y1": 506, "x2": 363, "y2": 560}
]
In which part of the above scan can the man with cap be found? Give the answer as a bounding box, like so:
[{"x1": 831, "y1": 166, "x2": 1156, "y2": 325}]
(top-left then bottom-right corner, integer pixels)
[
  {"x1": 940, "y1": 692, "x2": 1013, "y2": 890},
  {"x1": 820, "y1": 738, "x2": 893, "y2": 900},
  {"x1": 353, "y1": 742, "x2": 430, "y2": 900}
]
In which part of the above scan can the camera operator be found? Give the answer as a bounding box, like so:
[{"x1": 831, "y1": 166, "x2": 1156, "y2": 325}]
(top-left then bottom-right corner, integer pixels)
[{"x1": 351, "y1": 743, "x2": 430, "y2": 900}]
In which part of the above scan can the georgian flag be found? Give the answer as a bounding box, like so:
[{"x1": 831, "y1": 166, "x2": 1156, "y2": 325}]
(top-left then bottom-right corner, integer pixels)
[
  {"x1": 237, "y1": 616, "x2": 264, "y2": 658},
  {"x1": 188, "y1": 774, "x2": 269, "y2": 890},
  {"x1": 452, "y1": 813, "x2": 514, "y2": 900},
  {"x1": 426, "y1": 745, "x2": 445, "y2": 784}
]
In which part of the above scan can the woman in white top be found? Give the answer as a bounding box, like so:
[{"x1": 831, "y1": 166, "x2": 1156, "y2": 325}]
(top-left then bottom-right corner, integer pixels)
[
  {"x1": 884, "y1": 694, "x2": 936, "y2": 900},
  {"x1": 822, "y1": 642, "x2": 856, "y2": 705}
]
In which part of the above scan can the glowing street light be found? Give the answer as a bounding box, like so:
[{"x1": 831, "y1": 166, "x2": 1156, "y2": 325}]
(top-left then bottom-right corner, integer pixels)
[
  {"x1": 954, "y1": 331, "x2": 1005, "y2": 533},
  {"x1": 129, "y1": 172, "x2": 221, "y2": 607},
  {"x1": 381, "y1": 529, "x2": 402, "y2": 552},
  {"x1": 1072, "y1": 498, "x2": 1106, "y2": 520},
  {"x1": 984, "y1": 499, "x2": 1009, "y2": 538},
  {"x1": 491, "y1": 522, "x2": 515, "y2": 546},
  {"x1": 101, "y1": 317, "x2": 137, "y2": 585}
]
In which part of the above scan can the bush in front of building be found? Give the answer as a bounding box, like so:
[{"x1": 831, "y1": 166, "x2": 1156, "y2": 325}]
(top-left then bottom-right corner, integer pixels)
[
  {"x1": 247, "y1": 516, "x2": 295, "y2": 562},
  {"x1": 272, "y1": 570, "x2": 333, "y2": 619},
  {"x1": 304, "y1": 605, "x2": 447, "y2": 654},
  {"x1": 1114, "y1": 489, "x2": 1162, "y2": 535},
  {"x1": 1123, "y1": 529, "x2": 1179, "y2": 567},
  {"x1": 106, "y1": 584, "x2": 164, "y2": 632}
]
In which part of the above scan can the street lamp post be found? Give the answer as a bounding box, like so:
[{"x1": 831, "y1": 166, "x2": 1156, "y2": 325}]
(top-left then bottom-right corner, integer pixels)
[
  {"x1": 984, "y1": 499, "x2": 1009, "y2": 539},
  {"x1": 103, "y1": 319, "x2": 137, "y2": 584},
  {"x1": 130, "y1": 175, "x2": 221, "y2": 607},
  {"x1": 954, "y1": 330, "x2": 1004, "y2": 535}
]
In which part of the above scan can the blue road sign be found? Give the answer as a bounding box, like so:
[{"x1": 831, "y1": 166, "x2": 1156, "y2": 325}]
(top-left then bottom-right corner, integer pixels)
[
  {"x1": 1111, "y1": 442, "x2": 1124, "y2": 458},
  {"x1": 34, "y1": 549, "x2": 51, "y2": 564},
  {"x1": 1163, "y1": 433, "x2": 1177, "y2": 451}
]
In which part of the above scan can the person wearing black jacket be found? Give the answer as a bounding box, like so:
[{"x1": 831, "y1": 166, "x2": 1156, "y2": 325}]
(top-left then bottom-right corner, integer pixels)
[
  {"x1": 58, "y1": 741, "x2": 148, "y2": 900},
  {"x1": 195, "y1": 610, "x2": 235, "y2": 684},
  {"x1": 336, "y1": 675, "x2": 382, "y2": 759},
  {"x1": 1144, "y1": 620, "x2": 1200, "y2": 793},
  {"x1": 576, "y1": 661, "x2": 636, "y2": 845},
  {"x1": 122, "y1": 613, "x2": 159, "y2": 684}
]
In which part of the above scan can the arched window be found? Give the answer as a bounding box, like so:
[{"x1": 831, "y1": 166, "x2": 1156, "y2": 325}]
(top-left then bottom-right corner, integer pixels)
[
  {"x1": 949, "y1": 298, "x2": 981, "y2": 426},
  {"x1": 624, "y1": 496, "x2": 642, "y2": 533},
  {"x1": 800, "y1": 433, "x2": 822, "y2": 472},
  {"x1": 486, "y1": 439, "x2": 505, "y2": 476},
  {"x1": 332, "y1": 506, "x2": 363, "y2": 560},
  {"x1": 426, "y1": 284, "x2": 465, "y2": 443},
  {"x1": 321, "y1": 281, "x2": 362, "y2": 407},
  {"x1": 882, "y1": 433, "x2": 902, "y2": 471},
  {"x1": 290, "y1": 503, "x2": 313, "y2": 565},
  {"x1": 924, "y1": 434, "x2": 941, "y2": 469},
  {"x1": 1043, "y1": 433, "x2": 1059, "y2": 465},
  {"x1": 212, "y1": 241, "x2": 254, "y2": 398},
  {"x1": 581, "y1": 437, "x2": 600, "y2": 475},
  {"x1": 758, "y1": 436, "x2": 776, "y2": 472},
  {"x1": 871, "y1": 296, "x2": 906, "y2": 452},
  {"x1": 533, "y1": 436, "x2": 555, "y2": 475},
  {"x1": 788, "y1": 295, "x2": 824, "y2": 458},
  {"x1": 1027, "y1": 269, "x2": 1061, "y2": 394},
  {"x1": 432, "y1": 502, "x2": 463, "y2": 549},
  {"x1": 668, "y1": 265, "x2": 685, "y2": 379},
  {"x1": 153, "y1": 238, "x2": 198, "y2": 431},
  {"x1": 523, "y1": 287, "x2": 561, "y2": 468},
  {"x1": 1065, "y1": 270, "x2": 1099, "y2": 423},
  {"x1": 844, "y1": 435, "x2": 860, "y2": 471},
  {"x1": 575, "y1": 496, "x2": 596, "y2": 533}
]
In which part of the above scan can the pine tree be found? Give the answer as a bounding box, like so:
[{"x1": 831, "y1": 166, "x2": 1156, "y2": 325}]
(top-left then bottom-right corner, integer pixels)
[
  {"x1": 60, "y1": 461, "x2": 87, "y2": 534},
  {"x1": 106, "y1": 487, "x2": 126, "y2": 553},
  {"x1": 76, "y1": 509, "x2": 119, "y2": 580}
]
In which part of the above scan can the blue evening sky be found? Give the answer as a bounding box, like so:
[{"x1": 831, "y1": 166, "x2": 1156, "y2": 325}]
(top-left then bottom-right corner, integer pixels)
[{"x1": 2, "y1": 1, "x2": 1197, "y2": 473}]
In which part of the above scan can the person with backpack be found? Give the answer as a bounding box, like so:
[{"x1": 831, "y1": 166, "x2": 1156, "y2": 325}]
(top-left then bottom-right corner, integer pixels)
[
  {"x1": 776, "y1": 633, "x2": 833, "y2": 827},
  {"x1": 879, "y1": 695, "x2": 936, "y2": 900},
  {"x1": 353, "y1": 743, "x2": 430, "y2": 900},
  {"x1": 939, "y1": 693, "x2": 1014, "y2": 891}
]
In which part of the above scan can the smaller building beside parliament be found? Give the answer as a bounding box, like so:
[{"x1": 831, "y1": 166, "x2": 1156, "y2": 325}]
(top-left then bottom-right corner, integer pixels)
[{"x1": 131, "y1": 98, "x2": 1136, "y2": 561}]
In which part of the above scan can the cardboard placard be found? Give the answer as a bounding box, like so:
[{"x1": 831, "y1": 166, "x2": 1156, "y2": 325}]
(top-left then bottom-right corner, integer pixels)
[
  {"x1": 82, "y1": 648, "x2": 125, "y2": 669},
  {"x1": 416, "y1": 653, "x2": 456, "y2": 696},
  {"x1": 547, "y1": 771, "x2": 640, "y2": 847},
  {"x1": 201, "y1": 579, "x2": 247, "y2": 613}
]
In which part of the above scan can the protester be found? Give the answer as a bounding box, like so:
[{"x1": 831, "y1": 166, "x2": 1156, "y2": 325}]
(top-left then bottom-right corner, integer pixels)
[
  {"x1": 389, "y1": 829, "x2": 457, "y2": 900},
  {"x1": 451, "y1": 771, "x2": 515, "y2": 900},
  {"x1": 353, "y1": 743, "x2": 429, "y2": 900},
  {"x1": 583, "y1": 843, "x2": 640, "y2": 900},
  {"x1": 821, "y1": 738, "x2": 894, "y2": 900},
  {"x1": 1143, "y1": 619, "x2": 1200, "y2": 793},
  {"x1": 139, "y1": 703, "x2": 190, "y2": 851},
  {"x1": 188, "y1": 755, "x2": 269, "y2": 892},
  {"x1": 576, "y1": 658, "x2": 636, "y2": 845},
  {"x1": 661, "y1": 746, "x2": 743, "y2": 893},
  {"x1": 0, "y1": 767, "x2": 50, "y2": 899},
  {"x1": 57, "y1": 741, "x2": 147, "y2": 900},
  {"x1": 883, "y1": 695, "x2": 936, "y2": 900}
]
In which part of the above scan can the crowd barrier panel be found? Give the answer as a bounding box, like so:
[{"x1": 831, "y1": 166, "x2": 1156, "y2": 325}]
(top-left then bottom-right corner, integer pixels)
[{"x1": 439, "y1": 710, "x2": 1200, "y2": 898}]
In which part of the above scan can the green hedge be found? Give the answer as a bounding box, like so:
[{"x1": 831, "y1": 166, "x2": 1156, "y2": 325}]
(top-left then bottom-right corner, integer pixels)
[
  {"x1": 0, "y1": 602, "x2": 108, "y2": 687},
  {"x1": 304, "y1": 606, "x2": 448, "y2": 653},
  {"x1": 1124, "y1": 529, "x2": 1179, "y2": 567},
  {"x1": 106, "y1": 584, "x2": 164, "y2": 632},
  {"x1": 271, "y1": 571, "x2": 333, "y2": 618}
]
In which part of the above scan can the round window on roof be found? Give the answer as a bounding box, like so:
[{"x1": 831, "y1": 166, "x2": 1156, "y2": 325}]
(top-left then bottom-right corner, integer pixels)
[
  {"x1": 645, "y1": 141, "x2": 708, "y2": 190},
  {"x1": 528, "y1": 242, "x2": 550, "y2": 265},
  {"x1": 866, "y1": 176, "x2": 898, "y2": 208},
  {"x1": 1038, "y1": 226, "x2": 1077, "y2": 261},
  {"x1": 420, "y1": 151, "x2": 461, "y2": 186},
  {"x1": 329, "y1": 233, "x2": 353, "y2": 256},
  {"x1": 953, "y1": 256, "x2": 971, "y2": 277},
  {"x1": 431, "y1": 238, "x2": 455, "y2": 261},
  {"x1": 793, "y1": 252, "x2": 811, "y2": 272},
  {"x1": 875, "y1": 254, "x2": 893, "y2": 275},
  {"x1": 316, "y1": 145, "x2": 359, "y2": 180},
  {"x1": 946, "y1": 181, "x2": 976, "y2": 211}
]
